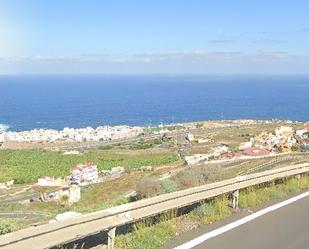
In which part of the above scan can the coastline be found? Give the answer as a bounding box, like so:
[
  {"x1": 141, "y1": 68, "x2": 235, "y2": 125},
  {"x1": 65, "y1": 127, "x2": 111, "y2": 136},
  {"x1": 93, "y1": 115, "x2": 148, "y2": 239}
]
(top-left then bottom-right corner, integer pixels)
[{"x1": 1, "y1": 119, "x2": 308, "y2": 146}]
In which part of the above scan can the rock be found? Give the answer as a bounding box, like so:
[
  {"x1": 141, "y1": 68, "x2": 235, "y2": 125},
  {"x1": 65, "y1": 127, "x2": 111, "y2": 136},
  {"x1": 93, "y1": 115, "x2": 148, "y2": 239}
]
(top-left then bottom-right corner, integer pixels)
[
  {"x1": 54, "y1": 211, "x2": 81, "y2": 221},
  {"x1": 140, "y1": 166, "x2": 153, "y2": 171},
  {"x1": 63, "y1": 150, "x2": 80, "y2": 155},
  {"x1": 110, "y1": 166, "x2": 126, "y2": 175}
]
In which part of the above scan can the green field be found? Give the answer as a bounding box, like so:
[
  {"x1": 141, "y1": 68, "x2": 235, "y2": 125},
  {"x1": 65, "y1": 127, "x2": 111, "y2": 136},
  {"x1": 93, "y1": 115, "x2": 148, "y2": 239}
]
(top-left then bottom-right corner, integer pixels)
[{"x1": 0, "y1": 149, "x2": 179, "y2": 184}]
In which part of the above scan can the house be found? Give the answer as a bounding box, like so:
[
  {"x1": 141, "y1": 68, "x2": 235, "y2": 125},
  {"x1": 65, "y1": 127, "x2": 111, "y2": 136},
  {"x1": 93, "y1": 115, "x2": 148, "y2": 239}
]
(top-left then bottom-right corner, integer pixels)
[
  {"x1": 275, "y1": 126, "x2": 294, "y2": 137},
  {"x1": 0, "y1": 183, "x2": 7, "y2": 190},
  {"x1": 110, "y1": 166, "x2": 126, "y2": 176},
  {"x1": 59, "y1": 184, "x2": 81, "y2": 204},
  {"x1": 243, "y1": 147, "x2": 270, "y2": 157},
  {"x1": 197, "y1": 138, "x2": 212, "y2": 144},
  {"x1": 184, "y1": 154, "x2": 211, "y2": 165},
  {"x1": 212, "y1": 145, "x2": 229, "y2": 157},
  {"x1": 0, "y1": 180, "x2": 14, "y2": 190},
  {"x1": 238, "y1": 141, "x2": 253, "y2": 150},
  {"x1": 296, "y1": 129, "x2": 308, "y2": 138},
  {"x1": 0, "y1": 133, "x2": 4, "y2": 147},
  {"x1": 37, "y1": 176, "x2": 66, "y2": 187},
  {"x1": 70, "y1": 163, "x2": 98, "y2": 184},
  {"x1": 186, "y1": 133, "x2": 195, "y2": 142}
]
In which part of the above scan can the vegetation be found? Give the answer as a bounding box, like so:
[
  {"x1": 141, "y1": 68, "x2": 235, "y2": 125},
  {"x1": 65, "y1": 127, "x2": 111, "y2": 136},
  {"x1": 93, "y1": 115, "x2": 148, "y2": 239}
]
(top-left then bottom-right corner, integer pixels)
[
  {"x1": 133, "y1": 165, "x2": 223, "y2": 200},
  {"x1": 239, "y1": 176, "x2": 309, "y2": 208},
  {"x1": 115, "y1": 196, "x2": 231, "y2": 249},
  {"x1": 0, "y1": 220, "x2": 12, "y2": 235},
  {"x1": 97, "y1": 145, "x2": 114, "y2": 150},
  {"x1": 116, "y1": 216, "x2": 177, "y2": 249},
  {"x1": 0, "y1": 149, "x2": 178, "y2": 183},
  {"x1": 136, "y1": 177, "x2": 161, "y2": 199},
  {"x1": 116, "y1": 174, "x2": 309, "y2": 249},
  {"x1": 160, "y1": 179, "x2": 179, "y2": 193},
  {"x1": 189, "y1": 195, "x2": 231, "y2": 225},
  {"x1": 129, "y1": 138, "x2": 163, "y2": 150},
  {"x1": 0, "y1": 218, "x2": 33, "y2": 235}
]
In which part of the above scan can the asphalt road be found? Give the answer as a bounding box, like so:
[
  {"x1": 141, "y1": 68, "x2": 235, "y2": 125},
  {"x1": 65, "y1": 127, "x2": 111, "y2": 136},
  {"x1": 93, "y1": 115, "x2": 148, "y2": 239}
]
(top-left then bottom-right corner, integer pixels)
[{"x1": 163, "y1": 194, "x2": 309, "y2": 249}]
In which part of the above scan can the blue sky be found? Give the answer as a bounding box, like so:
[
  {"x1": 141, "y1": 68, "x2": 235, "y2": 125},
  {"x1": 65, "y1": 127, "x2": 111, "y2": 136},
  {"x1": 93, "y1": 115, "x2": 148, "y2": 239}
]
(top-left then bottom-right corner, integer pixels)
[{"x1": 1, "y1": 0, "x2": 309, "y2": 74}]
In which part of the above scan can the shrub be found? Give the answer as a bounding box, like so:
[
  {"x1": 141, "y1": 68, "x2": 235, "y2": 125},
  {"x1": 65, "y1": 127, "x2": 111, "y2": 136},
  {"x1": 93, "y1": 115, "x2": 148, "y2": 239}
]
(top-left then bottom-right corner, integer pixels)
[
  {"x1": 0, "y1": 222, "x2": 12, "y2": 235},
  {"x1": 160, "y1": 179, "x2": 179, "y2": 193},
  {"x1": 98, "y1": 145, "x2": 113, "y2": 150},
  {"x1": 173, "y1": 170, "x2": 204, "y2": 189},
  {"x1": 190, "y1": 196, "x2": 231, "y2": 225},
  {"x1": 291, "y1": 144, "x2": 301, "y2": 152},
  {"x1": 194, "y1": 165, "x2": 223, "y2": 183},
  {"x1": 115, "y1": 219, "x2": 176, "y2": 249},
  {"x1": 136, "y1": 177, "x2": 161, "y2": 200}
]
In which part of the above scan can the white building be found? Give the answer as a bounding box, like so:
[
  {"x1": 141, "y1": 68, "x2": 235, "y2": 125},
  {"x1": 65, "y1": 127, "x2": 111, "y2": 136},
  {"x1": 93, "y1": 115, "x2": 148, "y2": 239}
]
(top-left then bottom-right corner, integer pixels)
[
  {"x1": 184, "y1": 154, "x2": 211, "y2": 165},
  {"x1": 296, "y1": 129, "x2": 308, "y2": 138},
  {"x1": 212, "y1": 145, "x2": 229, "y2": 157},
  {"x1": 70, "y1": 163, "x2": 98, "y2": 184},
  {"x1": 59, "y1": 185, "x2": 81, "y2": 204},
  {"x1": 275, "y1": 126, "x2": 294, "y2": 137},
  {"x1": 37, "y1": 176, "x2": 66, "y2": 187},
  {"x1": 0, "y1": 133, "x2": 4, "y2": 146},
  {"x1": 186, "y1": 133, "x2": 195, "y2": 142}
]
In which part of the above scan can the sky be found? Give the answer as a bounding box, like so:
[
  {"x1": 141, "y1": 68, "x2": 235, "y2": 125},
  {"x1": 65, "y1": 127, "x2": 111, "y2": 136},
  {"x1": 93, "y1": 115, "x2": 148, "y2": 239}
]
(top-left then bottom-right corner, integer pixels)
[{"x1": 0, "y1": 0, "x2": 309, "y2": 74}]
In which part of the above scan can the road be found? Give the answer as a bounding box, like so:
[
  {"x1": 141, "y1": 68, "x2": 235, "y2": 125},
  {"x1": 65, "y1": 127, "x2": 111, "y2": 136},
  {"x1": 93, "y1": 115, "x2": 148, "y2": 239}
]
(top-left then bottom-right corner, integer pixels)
[{"x1": 163, "y1": 192, "x2": 309, "y2": 249}]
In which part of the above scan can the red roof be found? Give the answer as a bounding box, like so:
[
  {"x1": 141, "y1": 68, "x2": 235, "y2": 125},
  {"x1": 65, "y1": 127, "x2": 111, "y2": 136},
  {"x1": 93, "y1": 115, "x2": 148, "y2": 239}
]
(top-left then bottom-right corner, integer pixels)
[
  {"x1": 243, "y1": 147, "x2": 269, "y2": 156},
  {"x1": 71, "y1": 163, "x2": 97, "y2": 171}
]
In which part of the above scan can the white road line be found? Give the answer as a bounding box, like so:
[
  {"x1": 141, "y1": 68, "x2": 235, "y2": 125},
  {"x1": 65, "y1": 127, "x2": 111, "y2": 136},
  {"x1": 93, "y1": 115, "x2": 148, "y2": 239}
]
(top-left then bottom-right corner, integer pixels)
[{"x1": 173, "y1": 190, "x2": 309, "y2": 249}]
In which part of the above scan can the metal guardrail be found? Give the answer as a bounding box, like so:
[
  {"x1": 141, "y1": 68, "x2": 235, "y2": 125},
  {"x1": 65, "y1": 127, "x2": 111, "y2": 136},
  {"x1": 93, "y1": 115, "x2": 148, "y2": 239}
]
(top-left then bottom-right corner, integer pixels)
[{"x1": 1, "y1": 163, "x2": 309, "y2": 249}]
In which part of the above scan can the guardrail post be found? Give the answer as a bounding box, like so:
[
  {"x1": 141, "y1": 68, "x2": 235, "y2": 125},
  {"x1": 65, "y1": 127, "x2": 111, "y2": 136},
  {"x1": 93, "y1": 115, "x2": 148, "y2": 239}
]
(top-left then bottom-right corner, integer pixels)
[
  {"x1": 107, "y1": 227, "x2": 116, "y2": 249},
  {"x1": 232, "y1": 190, "x2": 239, "y2": 209}
]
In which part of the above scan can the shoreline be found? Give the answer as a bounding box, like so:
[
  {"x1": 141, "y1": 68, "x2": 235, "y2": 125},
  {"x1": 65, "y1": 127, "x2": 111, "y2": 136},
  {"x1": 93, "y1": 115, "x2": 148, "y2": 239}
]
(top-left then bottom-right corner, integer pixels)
[
  {"x1": 1, "y1": 118, "x2": 308, "y2": 133},
  {"x1": 0, "y1": 119, "x2": 308, "y2": 145}
]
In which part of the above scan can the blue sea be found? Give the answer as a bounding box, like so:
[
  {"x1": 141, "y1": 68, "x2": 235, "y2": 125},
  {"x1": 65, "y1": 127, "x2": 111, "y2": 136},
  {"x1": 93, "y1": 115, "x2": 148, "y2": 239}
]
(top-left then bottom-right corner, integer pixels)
[{"x1": 0, "y1": 75, "x2": 308, "y2": 131}]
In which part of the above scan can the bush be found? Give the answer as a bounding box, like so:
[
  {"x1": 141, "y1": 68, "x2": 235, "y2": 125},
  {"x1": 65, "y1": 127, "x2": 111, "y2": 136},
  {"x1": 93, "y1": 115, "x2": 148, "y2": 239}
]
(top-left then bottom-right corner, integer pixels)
[
  {"x1": 173, "y1": 170, "x2": 204, "y2": 189},
  {"x1": 172, "y1": 165, "x2": 223, "y2": 191},
  {"x1": 194, "y1": 165, "x2": 223, "y2": 183},
  {"x1": 98, "y1": 145, "x2": 113, "y2": 150},
  {"x1": 160, "y1": 179, "x2": 179, "y2": 193},
  {"x1": 0, "y1": 222, "x2": 12, "y2": 235},
  {"x1": 115, "y1": 219, "x2": 176, "y2": 249},
  {"x1": 136, "y1": 177, "x2": 161, "y2": 200},
  {"x1": 291, "y1": 144, "x2": 301, "y2": 152},
  {"x1": 190, "y1": 196, "x2": 231, "y2": 225}
]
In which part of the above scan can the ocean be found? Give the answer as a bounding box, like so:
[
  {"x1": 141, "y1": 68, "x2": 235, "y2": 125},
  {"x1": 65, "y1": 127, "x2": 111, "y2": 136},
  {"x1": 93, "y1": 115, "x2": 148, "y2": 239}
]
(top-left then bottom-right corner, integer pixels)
[{"x1": 0, "y1": 75, "x2": 308, "y2": 131}]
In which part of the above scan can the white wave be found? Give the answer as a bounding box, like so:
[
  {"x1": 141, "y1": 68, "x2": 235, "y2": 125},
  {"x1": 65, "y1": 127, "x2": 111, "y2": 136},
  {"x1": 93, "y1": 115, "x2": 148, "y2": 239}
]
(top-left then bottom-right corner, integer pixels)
[{"x1": 0, "y1": 124, "x2": 10, "y2": 131}]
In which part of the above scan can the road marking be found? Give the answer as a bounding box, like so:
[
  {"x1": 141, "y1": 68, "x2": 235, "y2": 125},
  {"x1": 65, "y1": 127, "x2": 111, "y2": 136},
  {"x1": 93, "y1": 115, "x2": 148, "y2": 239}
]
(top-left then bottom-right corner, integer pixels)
[{"x1": 173, "y1": 190, "x2": 309, "y2": 249}]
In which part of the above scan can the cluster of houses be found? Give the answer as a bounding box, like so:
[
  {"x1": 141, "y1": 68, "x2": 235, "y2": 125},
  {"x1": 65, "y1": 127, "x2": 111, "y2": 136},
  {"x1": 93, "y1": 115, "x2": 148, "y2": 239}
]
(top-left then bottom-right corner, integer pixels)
[
  {"x1": 253, "y1": 126, "x2": 309, "y2": 152},
  {"x1": 184, "y1": 126, "x2": 309, "y2": 165},
  {"x1": 35, "y1": 163, "x2": 127, "y2": 205},
  {"x1": 69, "y1": 163, "x2": 99, "y2": 185},
  {"x1": 2, "y1": 125, "x2": 143, "y2": 143},
  {"x1": 221, "y1": 126, "x2": 308, "y2": 160},
  {"x1": 35, "y1": 163, "x2": 100, "y2": 205}
]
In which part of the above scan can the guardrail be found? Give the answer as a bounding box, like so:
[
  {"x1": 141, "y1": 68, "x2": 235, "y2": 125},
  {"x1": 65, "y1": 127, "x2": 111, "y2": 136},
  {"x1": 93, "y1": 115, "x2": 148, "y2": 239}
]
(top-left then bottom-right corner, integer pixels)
[{"x1": 1, "y1": 163, "x2": 309, "y2": 249}]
